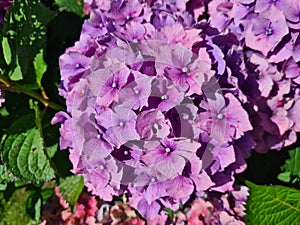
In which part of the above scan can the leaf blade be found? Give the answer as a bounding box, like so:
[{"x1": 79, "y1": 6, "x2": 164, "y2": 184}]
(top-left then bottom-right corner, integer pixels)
[
  {"x1": 246, "y1": 181, "x2": 300, "y2": 225},
  {"x1": 0, "y1": 114, "x2": 55, "y2": 182},
  {"x1": 59, "y1": 175, "x2": 84, "y2": 210},
  {"x1": 55, "y1": 0, "x2": 84, "y2": 17}
]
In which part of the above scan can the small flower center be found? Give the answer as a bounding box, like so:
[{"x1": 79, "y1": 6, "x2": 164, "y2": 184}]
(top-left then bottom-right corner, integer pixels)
[
  {"x1": 133, "y1": 38, "x2": 138, "y2": 43},
  {"x1": 265, "y1": 28, "x2": 273, "y2": 36},
  {"x1": 80, "y1": 90, "x2": 85, "y2": 96},
  {"x1": 153, "y1": 123, "x2": 159, "y2": 130},
  {"x1": 119, "y1": 121, "x2": 125, "y2": 127},
  {"x1": 182, "y1": 67, "x2": 189, "y2": 73},
  {"x1": 97, "y1": 134, "x2": 101, "y2": 139},
  {"x1": 182, "y1": 113, "x2": 189, "y2": 120},
  {"x1": 217, "y1": 113, "x2": 225, "y2": 120},
  {"x1": 151, "y1": 177, "x2": 156, "y2": 183},
  {"x1": 99, "y1": 23, "x2": 104, "y2": 28},
  {"x1": 134, "y1": 89, "x2": 140, "y2": 94},
  {"x1": 126, "y1": 15, "x2": 130, "y2": 20},
  {"x1": 124, "y1": 150, "x2": 129, "y2": 155},
  {"x1": 161, "y1": 95, "x2": 168, "y2": 100},
  {"x1": 165, "y1": 147, "x2": 171, "y2": 153},
  {"x1": 112, "y1": 82, "x2": 117, "y2": 88},
  {"x1": 100, "y1": 165, "x2": 105, "y2": 170},
  {"x1": 75, "y1": 63, "x2": 81, "y2": 69}
]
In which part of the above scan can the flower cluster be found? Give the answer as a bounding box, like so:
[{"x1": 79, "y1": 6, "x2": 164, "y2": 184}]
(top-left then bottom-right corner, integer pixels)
[
  {"x1": 97, "y1": 201, "x2": 145, "y2": 225},
  {"x1": 54, "y1": 0, "x2": 299, "y2": 223},
  {"x1": 69, "y1": 185, "x2": 247, "y2": 225},
  {"x1": 40, "y1": 187, "x2": 100, "y2": 225},
  {"x1": 0, "y1": 0, "x2": 12, "y2": 23},
  {"x1": 204, "y1": 0, "x2": 300, "y2": 153},
  {"x1": 174, "y1": 185, "x2": 249, "y2": 225}
]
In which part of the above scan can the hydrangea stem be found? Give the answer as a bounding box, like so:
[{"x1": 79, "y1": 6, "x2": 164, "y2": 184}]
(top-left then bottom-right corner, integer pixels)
[{"x1": 0, "y1": 73, "x2": 64, "y2": 111}]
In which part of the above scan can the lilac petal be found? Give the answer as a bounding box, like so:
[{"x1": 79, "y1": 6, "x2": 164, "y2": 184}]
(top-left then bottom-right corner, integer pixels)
[
  {"x1": 141, "y1": 143, "x2": 170, "y2": 165},
  {"x1": 212, "y1": 145, "x2": 236, "y2": 171},
  {"x1": 89, "y1": 65, "x2": 130, "y2": 107},
  {"x1": 86, "y1": 176, "x2": 115, "y2": 201},
  {"x1": 143, "y1": 182, "x2": 168, "y2": 204},
  {"x1": 137, "y1": 199, "x2": 161, "y2": 219},
  {"x1": 283, "y1": 0, "x2": 300, "y2": 23},
  {"x1": 255, "y1": 0, "x2": 271, "y2": 12},
  {"x1": 271, "y1": 109, "x2": 291, "y2": 135},
  {"x1": 118, "y1": 71, "x2": 154, "y2": 110},
  {"x1": 136, "y1": 109, "x2": 170, "y2": 140},
  {"x1": 158, "y1": 24, "x2": 187, "y2": 46},
  {"x1": 82, "y1": 138, "x2": 112, "y2": 161},
  {"x1": 289, "y1": 98, "x2": 300, "y2": 132},
  {"x1": 59, "y1": 51, "x2": 90, "y2": 82},
  {"x1": 154, "y1": 155, "x2": 186, "y2": 180},
  {"x1": 252, "y1": 18, "x2": 270, "y2": 36},
  {"x1": 94, "y1": 0, "x2": 110, "y2": 11},
  {"x1": 95, "y1": 108, "x2": 114, "y2": 128},
  {"x1": 166, "y1": 175, "x2": 194, "y2": 200},
  {"x1": 245, "y1": 6, "x2": 289, "y2": 56},
  {"x1": 225, "y1": 93, "x2": 253, "y2": 139},
  {"x1": 269, "y1": 41, "x2": 293, "y2": 63},
  {"x1": 105, "y1": 122, "x2": 140, "y2": 148},
  {"x1": 51, "y1": 111, "x2": 70, "y2": 125},
  {"x1": 258, "y1": 75, "x2": 273, "y2": 97},
  {"x1": 284, "y1": 57, "x2": 300, "y2": 79},
  {"x1": 158, "y1": 87, "x2": 185, "y2": 112},
  {"x1": 59, "y1": 117, "x2": 75, "y2": 150},
  {"x1": 175, "y1": 139, "x2": 201, "y2": 158},
  {"x1": 190, "y1": 171, "x2": 215, "y2": 192},
  {"x1": 120, "y1": 21, "x2": 146, "y2": 42}
]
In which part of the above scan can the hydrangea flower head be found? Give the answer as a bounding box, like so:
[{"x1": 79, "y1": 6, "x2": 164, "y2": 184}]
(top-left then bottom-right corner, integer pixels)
[{"x1": 54, "y1": 0, "x2": 300, "y2": 222}]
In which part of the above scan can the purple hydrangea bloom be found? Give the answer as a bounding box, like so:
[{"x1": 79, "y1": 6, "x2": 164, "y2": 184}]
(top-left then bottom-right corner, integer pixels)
[
  {"x1": 54, "y1": 0, "x2": 300, "y2": 223},
  {"x1": 135, "y1": 109, "x2": 171, "y2": 140},
  {"x1": 199, "y1": 92, "x2": 253, "y2": 144},
  {"x1": 245, "y1": 6, "x2": 289, "y2": 56},
  {"x1": 95, "y1": 106, "x2": 140, "y2": 148},
  {"x1": 59, "y1": 51, "x2": 90, "y2": 92}
]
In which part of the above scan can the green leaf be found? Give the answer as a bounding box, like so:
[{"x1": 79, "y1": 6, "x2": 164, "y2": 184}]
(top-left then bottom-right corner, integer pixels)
[
  {"x1": 278, "y1": 147, "x2": 300, "y2": 184},
  {"x1": 164, "y1": 207, "x2": 174, "y2": 221},
  {"x1": 0, "y1": 114, "x2": 55, "y2": 182},
  {"x1": 46, "y1": 144, "x2": 58, "y2": 158},
  {"x1": 277, "y1": 172, "x2": 291, "y2": 183},
  {"x1": 1, "y1": 0, "x2": 56, "y2": 89},
  {"x1": 55, "y1": 0, "x2": 84, "y2": 17},
  {"x1": 0, "y1": 164, "x2": 17, "y2": 183},
  {"x1": 9, "y1": 58, "x2": 22, "y2": 81},
  {"x1": 2, "y1": 37, "x2": 11, "y2": 65},
  {"x1": 246, "y1": 181, "x2": 300, "y2": 225},
  {"x1": 0, "y1": 187, "x2": 37, "y2": 225},
  {"x1": 0, "y1": 107, "x2": 10, "y2": 117},
  {"x1": 33, "y1": 49, "x2": 47, "y2": 87},
  {"x1": 0, "y1": 183, "x2": 7, "y2": 191},
  {"x1": 26, "y1": 191, "x2": 42, "y2": 222},
  {"x1": 41, "y1": 188, "x2": 54, "y2": 204},
  {"x1": 59, "y1": 175, "x2": 84, "y2": 210}
]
